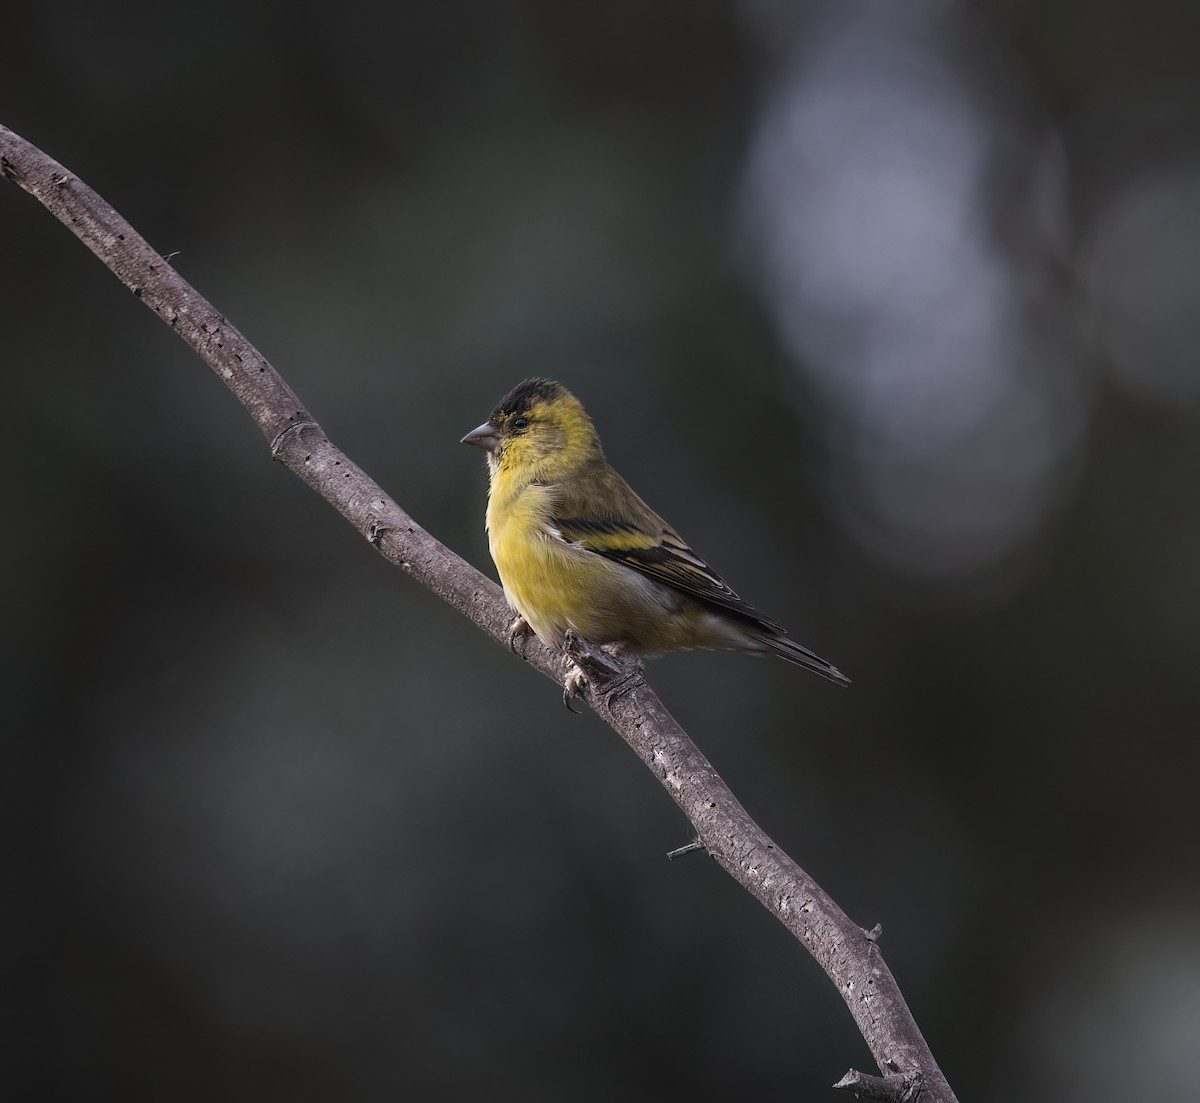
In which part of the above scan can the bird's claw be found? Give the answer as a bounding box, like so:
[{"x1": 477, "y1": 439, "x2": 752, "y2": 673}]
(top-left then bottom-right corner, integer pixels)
[
  {"x1": 508, "y1": 615, "x2": 532, "y2": 653},
  {"x1": 562, "y1": 664, "x2": 588, "y2": 712},
  {"x1": 557, "y1": 632, "x2": 645, "y2": 713}
]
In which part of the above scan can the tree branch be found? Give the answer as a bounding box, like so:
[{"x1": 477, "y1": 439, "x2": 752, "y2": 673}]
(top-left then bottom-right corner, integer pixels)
[{"x1": 1, "y1": 124, "x2": 957, "y2": 1102}]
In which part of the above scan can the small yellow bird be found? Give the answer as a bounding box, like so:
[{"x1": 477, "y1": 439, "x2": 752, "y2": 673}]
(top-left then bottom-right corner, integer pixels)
[{"x1": 462, "y1": 379, "x2": 848, "y2": 687}]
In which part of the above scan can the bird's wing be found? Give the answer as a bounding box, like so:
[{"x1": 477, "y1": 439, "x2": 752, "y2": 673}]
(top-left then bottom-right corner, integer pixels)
[{"x1": 547, "y1": 462, "x2": 785, "y2": 632}]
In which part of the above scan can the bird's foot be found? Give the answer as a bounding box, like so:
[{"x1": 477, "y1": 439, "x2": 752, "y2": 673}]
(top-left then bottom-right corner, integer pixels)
[
  {"x1": 560, "y1": 632, "x2": 644, "y2": 712},
  {"x1": 562, "y1": 663, "x2": 588, "y2": 712},
  {"x1": 508, "y1": 615, "x2": 532, "y2": 653},
  {"x1": 562, "y1": 630, "x2": 622, "y2": 679}
]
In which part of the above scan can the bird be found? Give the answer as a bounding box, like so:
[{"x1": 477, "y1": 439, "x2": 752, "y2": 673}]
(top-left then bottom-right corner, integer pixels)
[{"x1": 461, "y1": 378, "x2": 849, "y2": 696}]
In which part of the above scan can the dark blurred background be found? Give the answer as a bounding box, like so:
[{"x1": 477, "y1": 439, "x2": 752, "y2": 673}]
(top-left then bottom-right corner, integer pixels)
[{"x1": 4, "y1": 2, "x2": 1199, "y2": 1100}]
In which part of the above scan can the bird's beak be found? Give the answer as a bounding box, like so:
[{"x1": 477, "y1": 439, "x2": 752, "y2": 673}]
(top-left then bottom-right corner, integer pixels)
[{"x1": 461, "y1": 422, "x2": 500, "y2": 452}]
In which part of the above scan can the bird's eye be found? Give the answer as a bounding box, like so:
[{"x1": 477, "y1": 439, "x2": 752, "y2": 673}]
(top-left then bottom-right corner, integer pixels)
[{"x1": 513, "y1": 416, "x2": 530, "y2": 429}]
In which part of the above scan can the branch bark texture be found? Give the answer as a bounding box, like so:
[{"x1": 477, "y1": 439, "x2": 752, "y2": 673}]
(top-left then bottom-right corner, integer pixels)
[{"x1": 1, "y1": 124, "x2": 957, "y2": 1102}]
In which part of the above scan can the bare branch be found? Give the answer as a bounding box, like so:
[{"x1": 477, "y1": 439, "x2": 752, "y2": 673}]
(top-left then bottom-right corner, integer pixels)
[{"x1": 1, "y1": 124, "x2": 958, "y2": 1102}]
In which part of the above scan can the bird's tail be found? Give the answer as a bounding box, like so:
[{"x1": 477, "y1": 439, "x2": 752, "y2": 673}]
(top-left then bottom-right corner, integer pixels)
[{"x1": 752, "y1": 630, "x2": 851, "y2": 686}]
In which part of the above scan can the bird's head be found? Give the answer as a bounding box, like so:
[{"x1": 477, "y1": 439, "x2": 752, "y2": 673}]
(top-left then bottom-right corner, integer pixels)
[{"x1": 461, "y1": 378, "x2": 602, "y2": 478}]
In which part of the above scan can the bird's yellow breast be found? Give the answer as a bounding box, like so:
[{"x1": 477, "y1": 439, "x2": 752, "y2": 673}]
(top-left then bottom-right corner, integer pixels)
[{"x1": 485, "y1": 473, "x2": 682, "y2": 649}]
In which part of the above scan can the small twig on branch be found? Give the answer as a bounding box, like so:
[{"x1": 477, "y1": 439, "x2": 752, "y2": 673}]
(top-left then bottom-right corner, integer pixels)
[
  {"x1": 834, "y1": 1067, "x2": 925, "y2": 1102},
  {"x1": 665, "y1": 838, "x2": 707, "y2": 861},
  {"x1": 0, "y1": 123, "x2": 958, "y2": 1102}
]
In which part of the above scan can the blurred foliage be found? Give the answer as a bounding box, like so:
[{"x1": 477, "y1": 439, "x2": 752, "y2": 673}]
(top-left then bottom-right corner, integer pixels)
[{"x1": 3, "y1": 2, "x2": 1199, "y2": 1101}]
